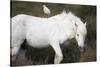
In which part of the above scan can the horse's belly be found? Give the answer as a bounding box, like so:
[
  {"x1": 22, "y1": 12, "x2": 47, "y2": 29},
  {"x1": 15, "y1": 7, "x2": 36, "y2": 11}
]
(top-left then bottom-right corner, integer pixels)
[
  {"x1": 26, "y1": 31, "x2": 50, "y2": 48},
  {"x1": 27, "y1": 38, "x2": 49, "y2": 48},
  {"x1": 25, "y1": 20, "x2": 52, "y2": 48}
]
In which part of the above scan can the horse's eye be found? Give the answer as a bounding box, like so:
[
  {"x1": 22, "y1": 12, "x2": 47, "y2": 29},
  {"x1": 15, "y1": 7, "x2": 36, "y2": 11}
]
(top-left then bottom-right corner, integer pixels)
[{"x1": 77, "y1": 34, "x2": 79, "y2": 36}]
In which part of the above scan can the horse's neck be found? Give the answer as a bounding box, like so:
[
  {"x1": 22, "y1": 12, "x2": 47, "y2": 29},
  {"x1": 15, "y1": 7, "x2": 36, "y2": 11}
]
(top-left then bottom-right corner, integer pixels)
[{"x1": 66, "y1": 12, "x2": 83, "y2": 27}]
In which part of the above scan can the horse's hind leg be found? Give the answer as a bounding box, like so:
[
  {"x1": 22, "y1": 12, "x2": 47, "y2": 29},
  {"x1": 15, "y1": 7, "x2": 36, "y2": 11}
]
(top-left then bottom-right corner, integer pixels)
[
  {"x1": 11, "y1": 45, "x2": 20, "y2": 61},
  {"x1": 11, "y1": 38, "x2": 25, "y2": 61},
  {"x1": 50, "y1": 41, "x2": 63, "y2": 64}
]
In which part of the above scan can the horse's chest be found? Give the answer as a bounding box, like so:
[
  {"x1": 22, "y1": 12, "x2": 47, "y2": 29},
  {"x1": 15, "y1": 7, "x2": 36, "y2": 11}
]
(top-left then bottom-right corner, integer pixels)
[
  {"x1": 26, "y1": 33, "x2": 50, "y2": 48},
  {"x1": 57, "y1": 33, "x2": 68, "y2": 44}
]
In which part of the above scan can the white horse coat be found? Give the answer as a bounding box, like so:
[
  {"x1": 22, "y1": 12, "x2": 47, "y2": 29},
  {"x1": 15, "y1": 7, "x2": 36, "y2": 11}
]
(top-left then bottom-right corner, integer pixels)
[{"x1": 11, "y1": 11, "x2": 87, "y2": 64}]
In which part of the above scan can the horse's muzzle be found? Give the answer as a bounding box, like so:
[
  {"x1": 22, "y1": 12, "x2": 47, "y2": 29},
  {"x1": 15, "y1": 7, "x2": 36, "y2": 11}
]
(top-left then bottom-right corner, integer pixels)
[
  {"x1": 79, "y1": 47, "x2": 86, "y2": 52},
  {"x1": 79, "y1": 39, "x2": 87, "y2": 52}
]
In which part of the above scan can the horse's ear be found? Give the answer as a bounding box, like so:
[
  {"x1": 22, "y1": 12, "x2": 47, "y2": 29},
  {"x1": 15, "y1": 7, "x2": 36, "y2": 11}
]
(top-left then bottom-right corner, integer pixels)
[{"x1": 84, "y1": 22, "x2": 87, "y2": 26}]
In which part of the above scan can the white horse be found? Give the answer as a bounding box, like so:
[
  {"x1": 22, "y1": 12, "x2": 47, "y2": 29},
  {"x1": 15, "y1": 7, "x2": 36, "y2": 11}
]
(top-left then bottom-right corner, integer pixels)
[{"x1": 11, "y1": 11, "x2": 87, "y2": 64}]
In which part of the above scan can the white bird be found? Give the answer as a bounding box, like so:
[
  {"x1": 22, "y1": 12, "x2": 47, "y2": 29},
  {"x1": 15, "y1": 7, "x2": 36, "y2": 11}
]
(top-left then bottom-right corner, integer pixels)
[{"x1": 43, "y1": 5, "x2": 51, "y2": 17}]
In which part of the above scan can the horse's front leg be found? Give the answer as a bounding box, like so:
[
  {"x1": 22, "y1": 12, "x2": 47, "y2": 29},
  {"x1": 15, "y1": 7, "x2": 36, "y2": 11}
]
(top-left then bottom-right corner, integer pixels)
[{"x1": 50, "y1": 40, "x2": 63, "y2": 64}]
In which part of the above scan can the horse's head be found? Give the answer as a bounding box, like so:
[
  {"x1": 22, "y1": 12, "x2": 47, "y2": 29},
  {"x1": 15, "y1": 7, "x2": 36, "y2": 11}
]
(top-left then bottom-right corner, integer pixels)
[
  {"x1": 75, "y1": 21, "x2": 87, "y2": 52},
  {"x1": 66, "y1": 12, "x2": 87, "y2": 52}
]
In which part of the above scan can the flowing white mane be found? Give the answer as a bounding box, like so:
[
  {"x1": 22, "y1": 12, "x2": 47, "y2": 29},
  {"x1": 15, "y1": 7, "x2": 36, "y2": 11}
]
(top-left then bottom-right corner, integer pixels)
[
  {"x1": 66, "y1": 12, "x2": 87, "y2": 35},
  {"x1": 48, "y1": 11, "x2": 87, "y2": 36}
]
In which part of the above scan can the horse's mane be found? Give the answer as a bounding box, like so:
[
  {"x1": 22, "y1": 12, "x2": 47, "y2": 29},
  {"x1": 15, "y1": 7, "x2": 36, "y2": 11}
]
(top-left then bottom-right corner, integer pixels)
[
  {"x1": 48, "y1": 10, "x2": 87, "y2": 35},
  {"x1": 64, "y1": 11, "x2": 87, "y2": 35}
]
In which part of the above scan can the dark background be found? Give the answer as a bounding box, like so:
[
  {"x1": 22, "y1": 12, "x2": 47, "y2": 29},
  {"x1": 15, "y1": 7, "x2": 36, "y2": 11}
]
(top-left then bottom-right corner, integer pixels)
[{"x1": 11, "y1": 1, "x2": 96, "y2": 66}]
